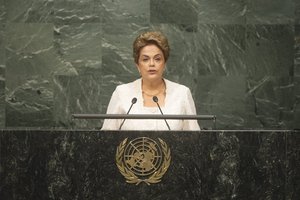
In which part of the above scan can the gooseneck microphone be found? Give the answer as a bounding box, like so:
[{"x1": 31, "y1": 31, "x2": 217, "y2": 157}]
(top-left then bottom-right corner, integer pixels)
[
  {"x1": 119, "y1": 97, "x2": 137, "y2": 130},
  {"x1": 152, "y1": 96, "x2": 171, "y2": 130}
]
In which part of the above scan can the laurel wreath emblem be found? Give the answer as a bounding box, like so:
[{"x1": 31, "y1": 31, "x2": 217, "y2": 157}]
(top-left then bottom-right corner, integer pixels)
[{"x1": 116, "y1": 137, "x2": 171, "y2": 185}]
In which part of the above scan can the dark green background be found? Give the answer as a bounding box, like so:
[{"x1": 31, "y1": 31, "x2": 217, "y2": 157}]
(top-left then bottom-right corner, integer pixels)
[{"x1": 0, "y1": 0, "x2": 299, "y2": 129}]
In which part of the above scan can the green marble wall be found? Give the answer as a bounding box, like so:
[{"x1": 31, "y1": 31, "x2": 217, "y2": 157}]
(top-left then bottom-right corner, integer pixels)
[{"x1": 0, "y1": 0, "x2": 299, "y2": 129}]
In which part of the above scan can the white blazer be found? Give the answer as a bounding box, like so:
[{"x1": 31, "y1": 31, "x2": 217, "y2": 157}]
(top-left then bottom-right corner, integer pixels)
[{"x1": 101, "y1": 78, "x2": 200, "y2": 131}]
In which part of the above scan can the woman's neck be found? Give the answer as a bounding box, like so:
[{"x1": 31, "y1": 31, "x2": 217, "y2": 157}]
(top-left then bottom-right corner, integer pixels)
[
  {"x1": 142, "y1": 78, "x2": 165, "y2": 90},
  {"x1": 141, "y1": 78, "x2": 166, "y2": 107}
]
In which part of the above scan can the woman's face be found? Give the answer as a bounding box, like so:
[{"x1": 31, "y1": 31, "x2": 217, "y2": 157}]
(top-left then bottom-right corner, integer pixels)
[{"x1": 136, "y1": 44, "x2": 166, "y2": 83}]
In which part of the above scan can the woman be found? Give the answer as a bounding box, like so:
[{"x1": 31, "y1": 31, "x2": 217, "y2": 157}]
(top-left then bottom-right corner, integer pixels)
[{"x1": 102, "y1": 31, "x2": 200, "y2": 130}]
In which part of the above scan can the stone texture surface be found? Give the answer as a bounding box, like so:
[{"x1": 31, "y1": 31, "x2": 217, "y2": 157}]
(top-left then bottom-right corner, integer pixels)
[
  {"x1": 0, "y1": 0, "x2": 299, "y2": 129},
  {"x1": 0, "y1": 130, "x2": 298, "y2": 199}
]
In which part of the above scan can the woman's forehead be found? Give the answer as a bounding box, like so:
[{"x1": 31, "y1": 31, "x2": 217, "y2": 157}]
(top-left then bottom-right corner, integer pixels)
[{"x1": 140, "y1": 44, "x2": 163, "y2": 56}]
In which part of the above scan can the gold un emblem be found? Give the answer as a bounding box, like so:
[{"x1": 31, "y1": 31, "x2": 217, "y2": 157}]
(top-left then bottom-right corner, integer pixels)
[{"x1": 116, "y1": 137, "x2": 171, "y2": 185}]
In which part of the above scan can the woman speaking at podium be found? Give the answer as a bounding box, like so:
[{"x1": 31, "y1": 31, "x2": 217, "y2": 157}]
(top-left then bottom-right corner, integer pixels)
[{"x1": 102, "y1": 31, "x2": 200, "y2": 131}]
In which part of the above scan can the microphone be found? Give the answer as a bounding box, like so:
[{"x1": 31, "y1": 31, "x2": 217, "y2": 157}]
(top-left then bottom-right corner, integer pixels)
[
  {"x1": 119, "y1": 97, "x2": 137, "y2": 130},
  {"x1": 152, "y1": 96, "x2": 171, "y2": 130}
]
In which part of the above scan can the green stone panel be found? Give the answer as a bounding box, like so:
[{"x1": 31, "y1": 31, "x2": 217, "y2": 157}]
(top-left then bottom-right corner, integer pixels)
[
  {"x1": 150, "y1": 0, "x2": 198, "y2": 24},
  {"x1": 197, "y1": 0, "x2": 246, "y2": 24},
  {"x1": 0, "y1": 24, "x2": 4, "y2": 64},
  {"x1": 295, "y1": 25, "x2": 300, "y2": 129},
  {"x1": 102, "y1": 0, "x2": 150, "y2": 24},
  {"x1": 195, "y1": 76, "x2": 246, "y2": 129},
  {"x1": 53, "y1": 71, "x2": 103, "y2": 129},
  {"x1": 296, "y1": 25, "x2": 300, "y2": 77},
  {"x1": 0, "y1": 16, "x2": 4, "y2": 127},
  {"x1": 246, "y1": 25, "x2": 294, "y2": 79},
  {"x1": 196, "y1": 24, "x2": 246, "y2": 76},
  {"x1": 5, "y1": 23, "x2": 61, "y2": 89},
  {"x1": 54, "y1": 0, "x2": 102, "y2": 24},
  {"x1": 102, "y1": 23, "x2": 142, "y2": 79},
  {"x1": 5, "y1": 80, "x2": 54, "y2": 127},
  {"x1": 246, "y1": 76, "x2": 295, "y2": 129},
  {"x1": 246, "y1": 0, "x2": 294, "y2": 24},
  {"x1": 0, "y1": 70, "x2": 4, "y2": 128},
  {"x1": 296, "y1": 1, "x2": 300, "y2": 24},
  {"x1": 5, "y1": 23, "x2": 55, "y2": 127},
  {"x1": 53, "y1": 23, "x2": 102, "y2": 75},
  {"x1": 245, "y1": 24, "x2": 295, "y2": 129},
  {"x1": 4, "y1": 0, "x2": 53, "y2": 23},
  {"x1": 0, "y1": 0, "x2": 5, "y2": 24}
]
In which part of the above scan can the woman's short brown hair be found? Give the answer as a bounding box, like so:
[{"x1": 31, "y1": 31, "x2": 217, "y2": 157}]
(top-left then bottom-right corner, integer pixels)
[{"x1": 133, "y1": 31, "x2": 170, "y2": 64}]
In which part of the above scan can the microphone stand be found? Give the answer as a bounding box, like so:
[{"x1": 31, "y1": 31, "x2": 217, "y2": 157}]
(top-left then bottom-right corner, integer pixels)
[
  {"x1": 152, "y1": 96, "x2": 171, "y2": 130},
  {"x1": 119, "y1": 97, "x2": 137, "y2": 130}
]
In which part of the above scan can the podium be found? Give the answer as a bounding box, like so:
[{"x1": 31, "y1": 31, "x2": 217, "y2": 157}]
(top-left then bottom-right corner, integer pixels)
[{"x1": 0, "y1": 129, "x2": 299, "y2": 199}]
